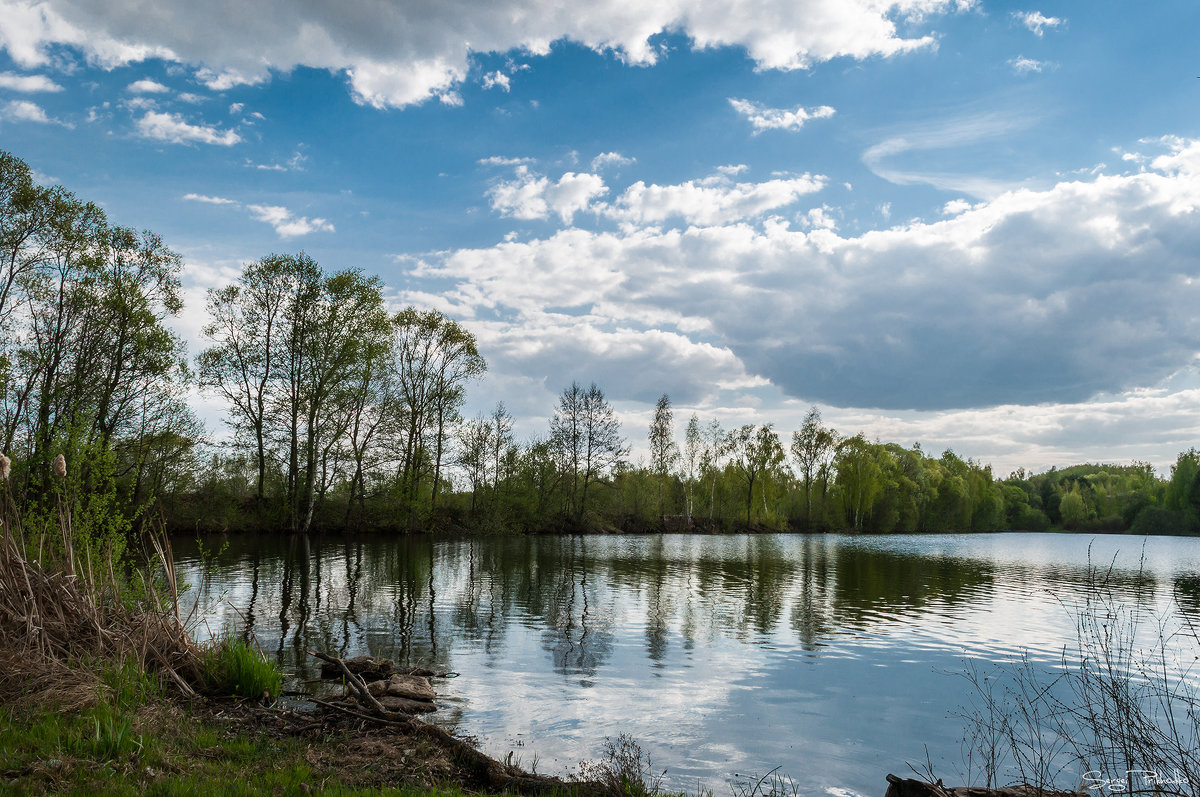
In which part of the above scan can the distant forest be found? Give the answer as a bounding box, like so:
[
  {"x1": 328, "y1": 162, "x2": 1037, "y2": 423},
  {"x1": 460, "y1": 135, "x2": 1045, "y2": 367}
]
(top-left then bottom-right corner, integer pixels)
[{"x1": 3, "y1": 150, "x2": 1198, "y2": 538}]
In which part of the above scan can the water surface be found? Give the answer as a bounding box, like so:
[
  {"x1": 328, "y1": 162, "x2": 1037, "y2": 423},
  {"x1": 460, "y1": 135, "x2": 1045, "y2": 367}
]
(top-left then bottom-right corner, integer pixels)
[{"x1": 174, "y1": 532, "x2": 1200, "y2": 795}]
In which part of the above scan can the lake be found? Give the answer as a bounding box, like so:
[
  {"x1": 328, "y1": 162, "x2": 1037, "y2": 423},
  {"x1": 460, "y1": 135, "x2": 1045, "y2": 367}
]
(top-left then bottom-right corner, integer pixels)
[{"x1": 172, "y1": 532, "x2": 1200, "y2": 796}]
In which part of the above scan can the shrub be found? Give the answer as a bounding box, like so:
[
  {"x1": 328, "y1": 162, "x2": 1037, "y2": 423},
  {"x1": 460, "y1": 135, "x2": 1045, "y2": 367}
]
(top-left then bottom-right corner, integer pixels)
[{"x1": 1130, "y1": 505, "x2": 1197, "y2": 536}]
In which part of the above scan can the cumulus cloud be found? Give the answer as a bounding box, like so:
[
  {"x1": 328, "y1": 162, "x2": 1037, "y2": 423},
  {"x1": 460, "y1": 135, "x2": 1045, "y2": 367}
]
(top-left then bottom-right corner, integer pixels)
[
  {"x1": 419, "y1": 137, "x2": 1200, "y2": 413},
  {"x1": 728, "y1": 98, "x2": 836, "y2": 133},
  {"x1": 135, "y1": 110, "x2": 241, "y2": 145},
  {"x1": 484, "y1": 164, "x2": 827, "y2": 228},
  {"x1": 0, "y1": 70, "x2": 62, "y2": 92},
  {"x1": 600, "y1": 171, "x2": 826, "y2": 226},
  {"x1": 2, "y1": 98, "x2": 66, "y2": 125},
  {"x1": 127, "y1": 77, "x2": 168, "y2": 93},
  {"x1": 0, "y1": 0, "x2": 971, "y2": 108},
  {"x1": 487, "y1": 165, "x2": 608, "y2": 224},
  {"x1": 246, "y1": 204, "x2": 335, "y2": 237},
  {"x1": 481, "y1": 70, "x2": 510, "y2": 91},
  {"x1": 1013, "y1": 10, "x2": 1063, "y2": 36},
  {"x1": 591, "y1": 152, "x2": 635, "y2": 170}
]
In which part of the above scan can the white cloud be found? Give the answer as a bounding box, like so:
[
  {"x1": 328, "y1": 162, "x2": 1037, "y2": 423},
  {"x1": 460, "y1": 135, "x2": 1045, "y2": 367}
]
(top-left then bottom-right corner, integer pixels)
[
  {"x1": 246, "y1": 151, "x2": 307, "y2": 172},
  {"x1": 0, "y1": 70, "x2": 62, "y2": 92},
  {"x1": 487, "y1": 166, "x2": 608, "y2": 224},
  {"x1": 1014, "y1": 10, "x2": 1063, "y2": 36},
  {"x1": 941, "y1": 198, "x2": 974, "y2": 215},
  {"x1": 862, "y1": 111, "x2": 1039, "y2": 197},
  {"x1": 180, "y1": 192, "x2": 332, "y2": 237},
  {"x1": 182, "y1": 192, "x2": 238, "y2": 205},
  {"x1": 2, "y1": 98, "x2": 66, "y2": 125},
  {"x1": 127, "y1": 77, "x2": 168, "y2": 93},
  {"x1": 134, "y1": 110, "x2": 241, "y2": 146},
  {"x1": 1008, "y1": 55, "x2": 1051, "y2": 74},
  {"x1": 591, "y1": 152, "x2": 635, "y2": 171},
  {"x1": 481, "y1": 70, "x2": 510, "y2": 91},
  {"x1": 246, "y1": 204, "x2": 335, "y2": 237},
  {"x1": 228, "y1": 101, "x2": 243, "y2": 114},
  {"x1": 0, "y1": 0, "x2": 972, "y2": 108},
  {"x1": 601, "y1": 171, "x2": 826, "y2": 227},
  {"x1": 485, "y1": 165, "x2": 826, "y2": 228},
  {"x1": 479, "y1": 155, "x2": 534, "y2": 167},
  {"x1": 728, "y1": 98, "x2": 836, "y2": 133},
  {"x1": 419, "y1": 137, "x2": 1200, "y2": 417}
]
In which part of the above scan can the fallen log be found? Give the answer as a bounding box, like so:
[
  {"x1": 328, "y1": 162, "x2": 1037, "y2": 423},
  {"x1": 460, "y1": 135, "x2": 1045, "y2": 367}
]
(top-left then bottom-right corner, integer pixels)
[{"x1": 885, "y1": 774, "x2": 1086, "y2": 797}]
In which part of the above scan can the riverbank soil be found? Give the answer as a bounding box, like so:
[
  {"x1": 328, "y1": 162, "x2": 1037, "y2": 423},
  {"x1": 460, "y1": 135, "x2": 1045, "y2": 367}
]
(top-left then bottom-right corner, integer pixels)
[{"x1": 0, "y1": 687, "x2": 579, "y2": 795}]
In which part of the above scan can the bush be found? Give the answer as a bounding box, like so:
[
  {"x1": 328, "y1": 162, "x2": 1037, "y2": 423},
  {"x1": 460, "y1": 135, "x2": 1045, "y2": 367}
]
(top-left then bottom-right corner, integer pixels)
[
  {"x1": 1012, "y1": 504, "x2": 1050, "y2": 532},
  {"x1": 1130, "y1": 506, "x2": 1197, "y2": 536},
  {"x1": 202, "y1": 640, "x2": 282, "y2": 700}
]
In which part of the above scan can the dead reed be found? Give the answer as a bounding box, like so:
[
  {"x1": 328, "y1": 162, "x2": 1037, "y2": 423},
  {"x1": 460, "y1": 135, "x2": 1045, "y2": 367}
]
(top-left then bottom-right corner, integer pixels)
[
  {"x1": 0, "y1": 455, "x2": 202, "y2": 710},
  {"x1": 954, "y1": 558, "x2": 1200, "y2": 797}
]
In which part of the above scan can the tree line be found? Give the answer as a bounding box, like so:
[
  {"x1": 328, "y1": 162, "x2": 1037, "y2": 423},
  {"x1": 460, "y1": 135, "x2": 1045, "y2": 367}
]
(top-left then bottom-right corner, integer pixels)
[{"x1": 3, "y1": 149, "x2": 1198, "y2": 537}]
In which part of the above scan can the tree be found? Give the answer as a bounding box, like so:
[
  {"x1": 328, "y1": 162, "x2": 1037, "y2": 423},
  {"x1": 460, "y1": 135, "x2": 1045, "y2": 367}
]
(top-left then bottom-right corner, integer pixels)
[
  {"x1": 391, "y1": 308, "x2": 486, "y2": 525},
  {"x1": 790, "y1": 406, "x2": 836, "y2": 527},
  {"x1": 198, "y1": 254, "x2": 292, "y2": 505},
  {"x1": 726, "y1": 423, "x2": 785, "y2": 525},
  {"x1": 647, "y1": 393, "x2": 678, "y2": 516},
  {"x1": 550, "y1": 382, "x2": 627, "y2": 523},
  {"x1": 683, "y1": 413, "x2": 702, "y2": 518},
  {"x1": 1, "y1": 151, "x2": 191, "y2": 509},
  {"x1": 200, "y1": 255, "x2": 395, "y2": 533},
  {"x1": 835, "y1": 434, "x2": 884, "y2": 530}
]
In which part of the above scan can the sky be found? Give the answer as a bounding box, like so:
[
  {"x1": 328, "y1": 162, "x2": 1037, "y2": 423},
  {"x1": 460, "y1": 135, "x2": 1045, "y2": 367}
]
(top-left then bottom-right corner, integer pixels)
[{"x1": 2, "y1": 0, "x2": 1199, "y2": 476}]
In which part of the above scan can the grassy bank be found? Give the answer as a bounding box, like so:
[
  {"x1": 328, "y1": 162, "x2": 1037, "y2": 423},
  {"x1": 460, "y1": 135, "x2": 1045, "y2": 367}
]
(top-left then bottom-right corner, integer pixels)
[{"x1": 0, "y1": 674, "x2": 524, "y2": 795}]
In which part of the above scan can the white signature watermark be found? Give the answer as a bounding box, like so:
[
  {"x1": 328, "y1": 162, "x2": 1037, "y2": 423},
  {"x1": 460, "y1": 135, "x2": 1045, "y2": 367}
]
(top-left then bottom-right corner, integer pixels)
[{"x1": 1082, "y1": 769, "x2": 1191, "y2": 794}]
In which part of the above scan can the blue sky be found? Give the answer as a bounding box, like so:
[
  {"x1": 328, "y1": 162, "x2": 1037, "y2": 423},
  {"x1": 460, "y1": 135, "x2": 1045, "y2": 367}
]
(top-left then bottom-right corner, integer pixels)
[{"x1": 2, "y1": 0, "x2": 1199, "y2": 474}]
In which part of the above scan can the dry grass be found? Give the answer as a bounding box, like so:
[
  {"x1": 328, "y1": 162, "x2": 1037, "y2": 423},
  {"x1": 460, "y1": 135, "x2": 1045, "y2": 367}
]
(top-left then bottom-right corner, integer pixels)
[
  {"x1": 953, "y1": 558, "x2": 1200, "y2": 796},
  {"x1": 0, "y1": 465, "x2": 203, "y2": 708}
]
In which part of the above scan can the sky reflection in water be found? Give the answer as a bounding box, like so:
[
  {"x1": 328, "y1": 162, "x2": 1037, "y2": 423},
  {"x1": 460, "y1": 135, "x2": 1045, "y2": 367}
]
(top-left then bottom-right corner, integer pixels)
[{"x1": 174, "y1": 533, "x2": 1200, "y2": 796}]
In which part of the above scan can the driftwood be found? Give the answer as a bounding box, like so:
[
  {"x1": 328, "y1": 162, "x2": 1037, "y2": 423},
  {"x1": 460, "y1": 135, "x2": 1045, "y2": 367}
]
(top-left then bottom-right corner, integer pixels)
[
  {"x1": 886, "y1": 774, "x2": 1086, "y2": 797},
  {"x1": 317, "y1": 655, "x2": 445, "y2": 680},
  {"x1": 307, "y1": 648, "x2": 408, "y2": 719}
]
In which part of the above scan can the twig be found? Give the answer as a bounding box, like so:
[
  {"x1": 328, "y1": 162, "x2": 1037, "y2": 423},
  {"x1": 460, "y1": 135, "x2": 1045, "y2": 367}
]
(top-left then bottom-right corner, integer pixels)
[
  {"x1": 305, "y1": 648, "x2": 393, "y2": 717},
  {"x1": 310, "y1": 698, "x2": 411, "y2": 727}
]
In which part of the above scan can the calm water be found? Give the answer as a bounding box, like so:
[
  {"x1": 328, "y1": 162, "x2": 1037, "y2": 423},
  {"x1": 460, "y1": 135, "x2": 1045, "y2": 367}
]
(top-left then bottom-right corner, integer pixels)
[{"x1": 173, "y1": 532, "x2": 1200, "y2": 795}]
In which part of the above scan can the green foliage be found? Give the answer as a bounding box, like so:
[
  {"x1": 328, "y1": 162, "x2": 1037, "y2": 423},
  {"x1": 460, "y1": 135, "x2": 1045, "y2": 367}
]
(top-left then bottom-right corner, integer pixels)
[
  {"x1": 201, "y1": 640, "x2": 282, "y2": 700},
  {"x1": 102, "y1": 659, "x2": 164, "y2": 710},
  {"x1": 1012, "y1": 504, "x2": 1051, "y2": 532},
  {"x1": 88, "y1": 710, "x2": 142, "y2": 761},
  {"x1": 1130, "y1": 505, "x2": 1196, "y2": 535}
]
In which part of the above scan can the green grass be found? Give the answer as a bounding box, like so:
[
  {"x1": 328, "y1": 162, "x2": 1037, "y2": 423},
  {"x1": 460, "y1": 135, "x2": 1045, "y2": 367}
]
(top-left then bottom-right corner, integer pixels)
[
  {"x1": 0, "y1": 696, "x2": 483, "y2": 796},
  {"x1": 201, "y1": 640, "x2": 282, "y2": 700}
]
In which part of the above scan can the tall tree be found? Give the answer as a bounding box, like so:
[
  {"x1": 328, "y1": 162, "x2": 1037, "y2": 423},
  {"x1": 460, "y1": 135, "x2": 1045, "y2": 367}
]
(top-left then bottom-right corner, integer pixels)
[
  {"x1": 198, "y1": 254, "x2": 292, "y2": 505},
  {"x1": 392, "y1": 308, "x2": 486, "y2": 524},
  {"x1": 683, "y1": 413, "x2": 702, "y2": 518},
  {"x1": 726, "y1": 423, "x2": 784, "y2": 525},
  {"x1": 551, "y1": 381, "x2": 627, "y2": 523},
  {"x1": 647, "y1": 393, "x2": 678, "y2": 516},
  {"x1": 791, "y1": 406, "x2": 837, "y2": 526},
  {"x1": 0, "y1": 150, "x2": 193, "y2": 513}
]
